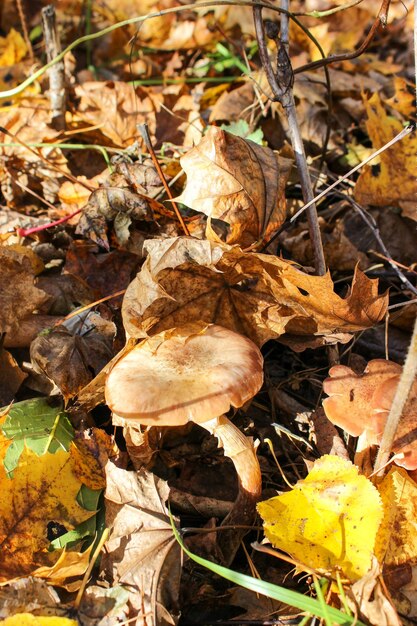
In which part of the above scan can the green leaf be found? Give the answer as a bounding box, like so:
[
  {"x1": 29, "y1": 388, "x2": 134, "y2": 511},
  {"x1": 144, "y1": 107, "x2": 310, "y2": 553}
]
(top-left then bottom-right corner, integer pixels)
[
  {"x1": 220, "y1": 120, "x2": 264, "y2": 145},
  {"x1": 1, "y1": 398, "x2": 73, "y2": 476}
]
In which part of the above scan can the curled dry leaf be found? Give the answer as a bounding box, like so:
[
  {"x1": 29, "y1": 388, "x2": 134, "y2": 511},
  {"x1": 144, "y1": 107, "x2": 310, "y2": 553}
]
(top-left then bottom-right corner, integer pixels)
[
  {"x1": 323, "y1": 360, "x2": 417, "y2": 470},
  {"x1": 175, "y1": 126, "x2": 292, "y2": 246},
  {"x1": 122, "y1": 237, "x2": 388, "y2": 347}
]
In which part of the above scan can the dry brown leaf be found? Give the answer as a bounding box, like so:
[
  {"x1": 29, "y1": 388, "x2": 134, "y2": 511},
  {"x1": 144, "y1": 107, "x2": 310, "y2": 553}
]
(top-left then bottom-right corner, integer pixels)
[
  {"x1": 0, "y1": 347, "x2": 26, "y2": 406},
  {"x1": 175, "y1": 126, "x2": 292, "y2": 247},
  {"x1": 0, "y1": 246, "x2": 50, "y2": 336},
  {"x1": 122, "y1": 237, "x2": 388, "y2": 347},
  {"x1": 354, "y1": 92, "x2": 417, "y2": 215},
  {"x1": 101, "y1": 462, "x2": 181, "y2": 626},
  {"x1": 70, "y1": 428, "x2": 114, "y2": 491},
  {"x1": 73, "y1": 81, "x2": 155, "y2": 148},
  {"x1": 30, "y1": 313, "x2": 116, "y2": 403}
]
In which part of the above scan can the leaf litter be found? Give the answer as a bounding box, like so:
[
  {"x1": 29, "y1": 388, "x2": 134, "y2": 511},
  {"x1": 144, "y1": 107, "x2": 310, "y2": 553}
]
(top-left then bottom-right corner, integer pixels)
[{"x1": 0, "y1": 1, "x2": 416, "y2": 624}]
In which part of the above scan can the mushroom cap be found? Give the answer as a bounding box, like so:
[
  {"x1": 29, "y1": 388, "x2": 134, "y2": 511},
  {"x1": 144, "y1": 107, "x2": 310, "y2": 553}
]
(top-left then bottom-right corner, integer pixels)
[{"x1": 105, "y1": 324, "x2": 264, "y2": 427}]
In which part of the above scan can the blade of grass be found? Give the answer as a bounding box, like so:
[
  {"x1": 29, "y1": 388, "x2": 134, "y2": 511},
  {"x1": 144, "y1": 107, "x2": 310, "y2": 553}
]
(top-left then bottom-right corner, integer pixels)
[{"x1": 170, "y1": 513, "x2": 366, "y2": 626}]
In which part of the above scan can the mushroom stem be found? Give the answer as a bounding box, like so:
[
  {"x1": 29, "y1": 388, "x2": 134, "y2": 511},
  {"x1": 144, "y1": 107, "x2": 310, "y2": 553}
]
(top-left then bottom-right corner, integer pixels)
[{"x1": 202, "y1": 415, "x2": 262, "y2": 565}]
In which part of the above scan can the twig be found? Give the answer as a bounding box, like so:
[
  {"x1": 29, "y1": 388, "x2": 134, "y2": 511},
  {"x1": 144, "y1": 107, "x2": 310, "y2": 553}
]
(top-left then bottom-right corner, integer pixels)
[
  {"x1": 373, "y1": 315, "x2": 417, "y2": 479},
  {"x1": 290, "y1": 123, "x2": 415, "y2": 223},
  {"x1": 16, "y1": 0, "x2": 34, "y2": 61},
  {"x1": 17, "y1": 208, "x2": 82, "y2": 237},
  {"x1": 253, "y1": 1, "x2": 326, "y2": 275},
  {"x1": 138, "y1": 123, "x2": 190, "y2": 236},
  {"x1": 41, "y1": 5, "x2": 66, "y2": 131}
]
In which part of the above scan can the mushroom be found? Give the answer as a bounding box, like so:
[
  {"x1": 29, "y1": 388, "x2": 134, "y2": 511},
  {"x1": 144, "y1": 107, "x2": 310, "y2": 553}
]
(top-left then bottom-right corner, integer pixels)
[{"x1": 105, "y1": 323, "x2": 264, "y2": 564}]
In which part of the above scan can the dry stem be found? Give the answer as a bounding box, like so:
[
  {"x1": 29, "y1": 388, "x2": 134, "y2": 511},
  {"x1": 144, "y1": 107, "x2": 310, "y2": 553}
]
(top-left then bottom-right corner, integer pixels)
[{"x1": 42, "y1": 5, "x2": 66, "y2": 131}]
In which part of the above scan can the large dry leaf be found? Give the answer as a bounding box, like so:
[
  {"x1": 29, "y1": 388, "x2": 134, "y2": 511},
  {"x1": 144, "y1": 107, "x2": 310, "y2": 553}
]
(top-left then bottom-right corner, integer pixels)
[
  {"x1": 354, "y1": 93, "x2": 417, "y2": 216},
  {"x1": 0, "y1": 247, "x2": 50, "y2": 335},
  {"x1": 175, "y1": 126, "x2": 292, "y2": 247},
  {"x1": 0, "y1": 447, "x2": 93, "y2": 580},
  {"x1": 122, "y1": 237, "x2": 388, "y2": 347},
  {"x1": 101, "y1": 462, "x2": 181, "y2": 626}
]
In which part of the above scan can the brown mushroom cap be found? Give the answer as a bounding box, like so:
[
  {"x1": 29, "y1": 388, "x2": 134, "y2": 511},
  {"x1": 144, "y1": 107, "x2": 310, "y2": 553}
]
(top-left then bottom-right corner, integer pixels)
[{"x1": 105, "y1": 324, "x2": 263, "y2": 427}]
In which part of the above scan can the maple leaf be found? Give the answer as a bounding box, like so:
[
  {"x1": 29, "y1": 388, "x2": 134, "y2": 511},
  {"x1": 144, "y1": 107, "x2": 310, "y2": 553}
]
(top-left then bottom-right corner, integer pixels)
[
  {"x1": 0, "y1": 447, "x2": 93, "y2": 581},
  {"x1": 101, "y1": 463, "x2": 181, "y2": 626},
  {"x1": 354, "y1": 93, "x2": 417, "y2": 217},
  {"x1": 175, "y1": 126, "x2": 292, "y2": 246},
  {"x1": 257, "y1": 455, "x2": 383, "y2": 580},
  {"x1": 122, "y1": 237, "x2": 388, "y2": 346}
]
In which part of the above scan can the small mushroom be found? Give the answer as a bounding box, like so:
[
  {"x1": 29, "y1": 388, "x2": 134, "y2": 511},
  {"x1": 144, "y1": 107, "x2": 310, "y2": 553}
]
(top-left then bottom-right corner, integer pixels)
[{"x1": 105, "y1": 323, "x2": 264, "y2": 564}]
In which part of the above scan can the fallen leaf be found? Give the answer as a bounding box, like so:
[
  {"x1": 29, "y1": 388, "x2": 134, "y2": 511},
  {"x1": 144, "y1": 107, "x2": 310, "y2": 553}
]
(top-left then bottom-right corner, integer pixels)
[
  {"x1": 33, "y1": 545, "x2": 94, "y2": 592},
  {"x1": 0, "y1": 398, "x2": 73, "y2": 477},
  {"x1": 122, "y1": 237, "x2": 388, "y2": 346},
  {"x1": 257, "y1": 455, "x2": 383, "y2": 580},
  {"x1": 0, "y1": 29, "x2": 27, "y2": 67},
  {"x1": 0, "y1": 348, "x2": 26, "y2": 406},
  {"x1": 0, "y1": 577, "x2": 63, "y2": 619},
  {"x1": 354, "y1": 93, "x2": 417, "y2": 215},
  {"x1": 0, "y1": 447, "x2": 93, "y2": 580},
  {"x1": 30, "y1": 312, "x2": 116, "y2": 403},
  {"x1": 0, "y1": 616, "x2": 78, "y2": 626},
  {"x1": 175, "y1": 126, "x2": 292, "y2": 246},
  {"x1": 101, "y1": 463, "x2": 181, "y2": 626},
  {"x1": 70, "y1": 428, "x2": 114, "y2": 491},
  {"x1": 0, "y1": 246, "x2": 50, "y2": 336}
]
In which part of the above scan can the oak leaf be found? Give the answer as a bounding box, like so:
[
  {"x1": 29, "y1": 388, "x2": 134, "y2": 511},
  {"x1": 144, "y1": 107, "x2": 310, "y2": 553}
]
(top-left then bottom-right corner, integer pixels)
[
  {"x1": 175, "y1": 126, "x2": 292, "y2": 247},
  {"x1": 257, "y1": 455, "x2": 383, "y2": 580},
  {"x1": 122, "y1": 237, "x2": 388, "y2": 347}
]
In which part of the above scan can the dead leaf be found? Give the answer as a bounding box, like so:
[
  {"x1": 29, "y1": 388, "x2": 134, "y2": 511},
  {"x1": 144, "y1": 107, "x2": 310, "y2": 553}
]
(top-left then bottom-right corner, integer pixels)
[
  {"x1": 0, "y1": 29, "x2": 27, "y2": 67},
  {"x1": 354, "y1": 93, "x2": 417, "y2": 215},
  {"x1": 0, "y1": 246, "x2": 50, "y2": 336},
  {"x1": 30, "y1": 312, "x2": 116, "y2": 403},
  {"x1": 101, "y1": 463, "x2": 181, "y2": 626},
  {"x1": 0, "y1": 348, "x2": 26, "y2": 406},
  {"x1": 175, "y1": 126, "x2": 292, "y2": 246},
  {"x1": 0, "y1": 447, "x2": 93, "y2": 581},
  {"x1": 70, "y1": 428, "x2": 114, "y2": 491},
  {"x1": 0, "y1": 577, "x2": 63, "y2": 619},
  {"x1": 122, "y1": 237, "x2": 388, "y2": 346}
]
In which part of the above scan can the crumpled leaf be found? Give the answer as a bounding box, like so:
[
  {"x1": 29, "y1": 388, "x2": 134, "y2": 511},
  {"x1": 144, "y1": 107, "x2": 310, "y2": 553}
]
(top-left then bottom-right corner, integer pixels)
[
  {"x1": 30, "y1": 312, "x2": 116, "y2": 402},
  {"x1": 101, "y1": 462, "x2": 181, "y2": 626},
  {"x1": 323, "y1": 360, "x2": 417, "y2": 469},
  {"x1": 257, "y1": 455, "x2": 383, "y2": 580},
  {"x1": 32, "y1": 544, "x2": 94, "y2": 592},
  {"x1": 354, "y1": 93, "x2": 417, "y2": 215},
  {"x1": 70, "y1": 428, "x2": 114, "y2": 491},
  {"x1": 0, "y1": 446, "x2": 93, "y2": 581},
  {"x1": 0, "y1": 348, "x2": 26, "y2": 406},
  {"x1": 175, "y1": 126, "x2": 292, "y2": 246},
  {"x1": 0, "y1": 246, "x2": 50, "y2": 335},
  {"x1": 0, "y1": 577, "x2": 63, "y2": 620},
  {"x1": 122, "y1": 237, "x2": 388, "y2": 347}
]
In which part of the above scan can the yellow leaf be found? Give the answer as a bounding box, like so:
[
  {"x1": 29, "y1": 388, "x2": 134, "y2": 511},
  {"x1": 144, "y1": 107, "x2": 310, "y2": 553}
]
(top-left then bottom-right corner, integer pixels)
[
  {"x1": 0, "y1": 447, "x2": 94, "y2": 581},
  {"x1": 33, "y1": 544, "x2": 94, "y2": 591},
  {"x1": 0, "y1": 615, "x2": 77, "y2": 625},
  {"x1": 375, "y1": 467, "x2": 417, "y2": 567},
  {"x1": 0, "y1": 29, "x2": 27, "y2": 67},
  {"x1": 354, "y1": 93, "x2": 417, "y2": 212},
  {"x1": 257, "y1": 455, "x2": 383, "y2": 580}
]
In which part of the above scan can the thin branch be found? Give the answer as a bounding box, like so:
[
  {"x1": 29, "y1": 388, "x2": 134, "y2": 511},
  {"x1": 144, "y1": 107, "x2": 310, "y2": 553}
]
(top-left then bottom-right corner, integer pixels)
[
  {"x1": 16, "y1": 0, "x2": 34, "y2": 61},
  {"x1": 42, "y1": 5, "x2": 66, "y2": 131},
  {"x1": 253, "y1": 1, "x2": 326, "y2": 275}
]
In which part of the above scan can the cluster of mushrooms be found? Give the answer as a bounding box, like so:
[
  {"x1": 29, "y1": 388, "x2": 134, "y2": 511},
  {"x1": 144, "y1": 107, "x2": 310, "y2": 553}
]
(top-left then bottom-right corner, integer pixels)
[{"x1": 105, "y1": 322, "x2": 264, "y2": 562}]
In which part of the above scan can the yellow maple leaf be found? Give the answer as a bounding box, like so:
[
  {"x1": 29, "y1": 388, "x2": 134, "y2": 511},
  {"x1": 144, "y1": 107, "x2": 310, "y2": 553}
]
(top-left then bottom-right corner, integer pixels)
[
  {"x1": 0, "y1": 447, "x2": 94, "y2": 581},
  {"x1": 375, "y1": 467, "x2": 417, "y2": 567},
  {"x1": 0, "y1": 29, "x2": 28, "y2": 67},
  {"x1": 257, "y1": 455, "x2": 383, "y2": 580},
  {"x1": 354, "y1": 92, "x2": 417, "y2": 213}
]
